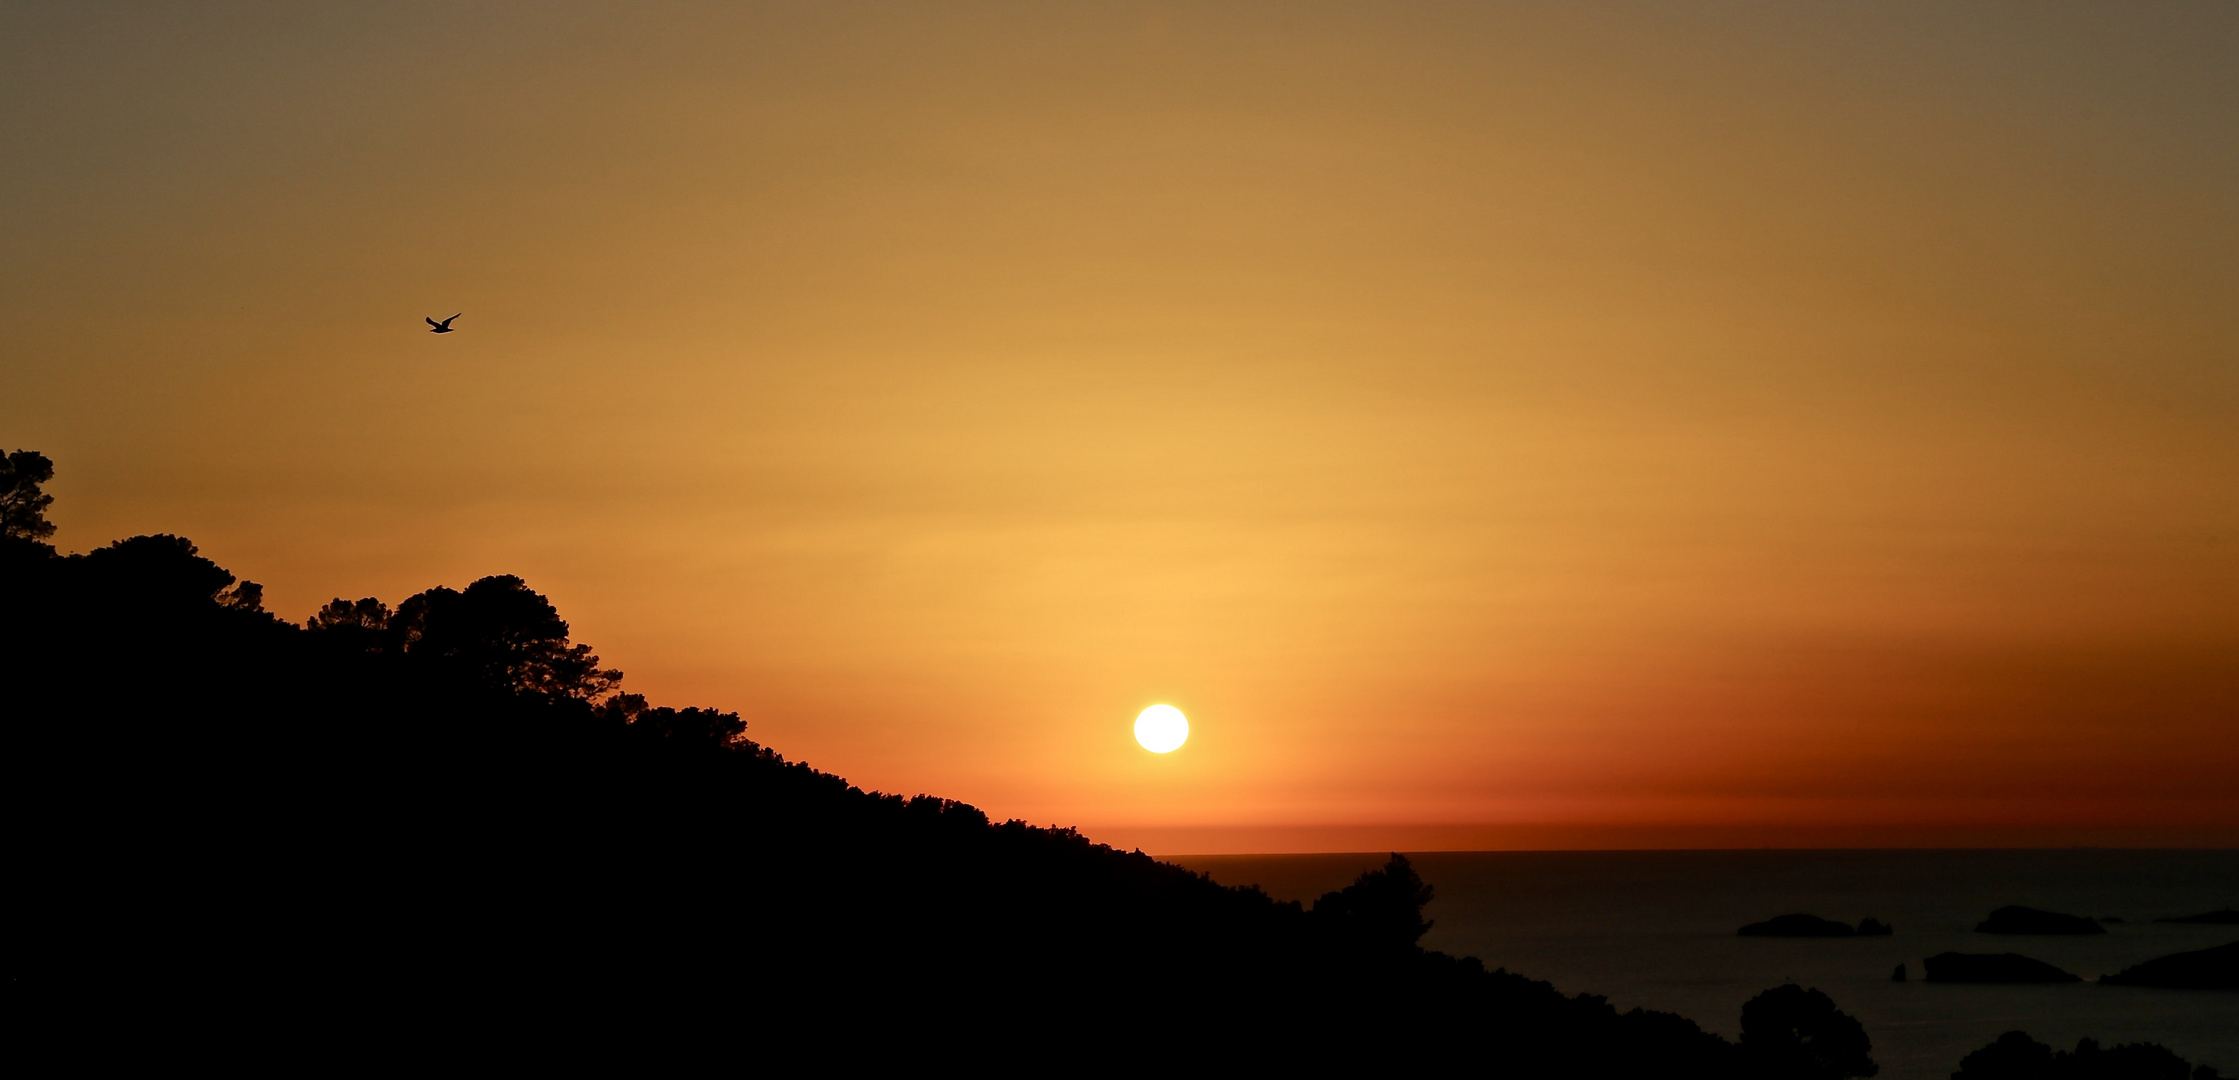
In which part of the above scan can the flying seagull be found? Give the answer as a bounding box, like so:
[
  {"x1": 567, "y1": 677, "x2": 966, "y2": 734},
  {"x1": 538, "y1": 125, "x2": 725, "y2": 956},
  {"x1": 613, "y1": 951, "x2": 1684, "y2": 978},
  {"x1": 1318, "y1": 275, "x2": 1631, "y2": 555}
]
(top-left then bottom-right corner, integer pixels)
[{"x1": 426, "y1": 313, "x2": 461, "y2": 334}]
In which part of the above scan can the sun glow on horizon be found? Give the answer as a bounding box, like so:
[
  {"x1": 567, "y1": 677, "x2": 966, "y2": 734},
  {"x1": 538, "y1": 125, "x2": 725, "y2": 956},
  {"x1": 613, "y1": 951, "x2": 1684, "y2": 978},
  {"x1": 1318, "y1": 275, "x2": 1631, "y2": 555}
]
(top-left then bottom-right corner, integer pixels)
[
  {"x1": 6, "y1": 4, "x2": 2234, "y2": 849},
  {"x1": 1134, "y1": 705, "x2": 1189, "y2": 754}
]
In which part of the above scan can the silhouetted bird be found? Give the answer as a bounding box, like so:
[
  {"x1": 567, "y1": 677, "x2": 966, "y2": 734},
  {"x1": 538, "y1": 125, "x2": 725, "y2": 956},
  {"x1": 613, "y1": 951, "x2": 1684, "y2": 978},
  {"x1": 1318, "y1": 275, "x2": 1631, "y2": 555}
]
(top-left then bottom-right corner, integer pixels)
[{"x1": 426, "y1": 313, "x2": 461, "y2": 334}]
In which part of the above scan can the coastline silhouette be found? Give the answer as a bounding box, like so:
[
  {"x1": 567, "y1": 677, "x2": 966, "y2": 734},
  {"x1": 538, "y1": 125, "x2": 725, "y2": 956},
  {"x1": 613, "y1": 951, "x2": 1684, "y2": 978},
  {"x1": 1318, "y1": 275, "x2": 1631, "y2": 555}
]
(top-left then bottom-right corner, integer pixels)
[
  {"x1": 1924, "y1": 952, "x2": 2083, "y2": 984},
  {"x1": 1739, "y1": 914, "x2": 1893, "y2": 937},
  {"x1": 1978, "y1": 906, "x2": 2107, "y2": 935},
  {"x1": 2098, "y1": 942, "x2": 2239, "y2": 990},
  {"x1": 2157, "y1": 909, "x2": 2239, "y2": 926},
  {"x1": 7, "y1": 448, "x2": 2218, "y2": 1076}
]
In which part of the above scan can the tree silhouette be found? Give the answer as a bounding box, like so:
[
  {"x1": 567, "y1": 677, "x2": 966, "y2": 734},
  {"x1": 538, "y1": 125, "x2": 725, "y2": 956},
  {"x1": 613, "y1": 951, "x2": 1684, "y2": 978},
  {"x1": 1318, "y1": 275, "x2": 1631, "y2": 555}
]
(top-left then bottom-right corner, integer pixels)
[
  {"x1": 83, "y1": 533, "x2": 241, "y2": 606},
  {"x1": 614, "y1": 695, "x2": 751, "y2": 749},
  {"x1": 1740, "y1": 983, "x2": 1879, "y2": 1079},
  {"x1": 1954, "y1": 1031, "x2": 2208, "y2": 1080},
  {"x1": 1, "y1": 449, "x2": 57, "y2": 541},
  {"x1": 1311, "y1": 853, "x2": 1436, "y2": 951},
  {"x1": 308, "y1": 596, "x2": 392, "y2": 632},
  {"x1": 1959, "y1": 1032, "x2": 2059, "y2": 1080},
  {"x1": 391, "y1": 574, "x2": 620, "y2": 700},
  {"x1": 220, "y1": 579, "x2": 264, "y2": 611},
  {"x1": 2061, "y1": 1039, "x2": 2198, "y2": 1080}
]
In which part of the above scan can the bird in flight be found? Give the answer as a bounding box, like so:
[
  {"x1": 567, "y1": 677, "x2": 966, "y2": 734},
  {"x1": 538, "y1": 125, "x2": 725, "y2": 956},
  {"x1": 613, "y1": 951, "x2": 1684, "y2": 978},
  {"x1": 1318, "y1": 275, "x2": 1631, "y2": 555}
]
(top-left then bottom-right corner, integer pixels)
[{"x1": 426, "y1": 313, "x2": 461, "y2": 334}]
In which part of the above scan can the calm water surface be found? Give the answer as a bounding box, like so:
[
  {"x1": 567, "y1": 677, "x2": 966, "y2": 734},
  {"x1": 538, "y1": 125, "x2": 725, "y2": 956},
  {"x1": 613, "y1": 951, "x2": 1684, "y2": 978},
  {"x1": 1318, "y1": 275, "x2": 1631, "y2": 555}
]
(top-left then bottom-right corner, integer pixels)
[{"x1": 1176, "y1": 850, "x2": 2237, "y2": 1080}]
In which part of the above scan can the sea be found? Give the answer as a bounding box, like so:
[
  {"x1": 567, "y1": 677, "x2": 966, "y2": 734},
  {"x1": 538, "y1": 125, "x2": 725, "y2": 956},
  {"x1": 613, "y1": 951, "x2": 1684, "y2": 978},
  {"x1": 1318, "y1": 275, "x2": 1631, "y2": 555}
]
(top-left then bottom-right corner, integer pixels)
[{"x1": 1174, "y1": 849, "x2": 2237, "y2": 1080}]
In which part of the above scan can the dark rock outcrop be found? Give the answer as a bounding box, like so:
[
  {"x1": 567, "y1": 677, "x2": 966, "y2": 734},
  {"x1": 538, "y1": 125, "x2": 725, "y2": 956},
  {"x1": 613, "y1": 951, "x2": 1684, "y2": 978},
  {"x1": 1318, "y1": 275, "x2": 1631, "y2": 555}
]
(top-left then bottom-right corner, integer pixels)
[
  {"x1": 1922, "y1": 952, "x2": 2081, "y2": 983},
  {"x1": 1976, "y1": 905, "x2": 2104, "y2": 935},
  {"x1": 1857, "y1": 918, "x2": 1893, "y2": 936},
  {"x1": 1891, "y1": 963, "x2": 1906, "y2": 982},
  {"x1": 2154, "y1": 908, "x2": 2239, "y2": 925},
  {"x1": 1739, "y1": 914, "x2": 1856, "y2": 937},
  {"x1": 2099, "y1": 941, "x2": 2239, "y2": 990}
]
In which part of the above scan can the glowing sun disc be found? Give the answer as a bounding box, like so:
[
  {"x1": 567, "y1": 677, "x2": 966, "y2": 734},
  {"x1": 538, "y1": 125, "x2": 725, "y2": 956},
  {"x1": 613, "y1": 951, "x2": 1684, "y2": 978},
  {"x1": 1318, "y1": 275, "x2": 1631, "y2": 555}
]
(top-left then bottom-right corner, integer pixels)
[{"x1": 1134, "y1": 705, "x2": 1189, "y2": 753}]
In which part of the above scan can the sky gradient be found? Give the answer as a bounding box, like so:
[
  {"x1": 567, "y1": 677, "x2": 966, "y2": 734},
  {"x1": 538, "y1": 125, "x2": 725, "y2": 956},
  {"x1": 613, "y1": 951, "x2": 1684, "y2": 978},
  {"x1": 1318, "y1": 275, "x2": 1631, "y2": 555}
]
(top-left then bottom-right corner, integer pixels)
[{"x1": 6, "y1": 2, "x2": 2235, "y2": 851}]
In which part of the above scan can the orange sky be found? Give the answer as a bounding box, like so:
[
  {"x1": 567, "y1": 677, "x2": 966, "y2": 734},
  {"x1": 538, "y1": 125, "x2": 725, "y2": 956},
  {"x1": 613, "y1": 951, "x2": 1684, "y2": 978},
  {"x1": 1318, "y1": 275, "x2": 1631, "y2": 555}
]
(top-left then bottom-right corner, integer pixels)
[{"x1": 6, "y1": 2, "x2": 2235, "y2": 851}]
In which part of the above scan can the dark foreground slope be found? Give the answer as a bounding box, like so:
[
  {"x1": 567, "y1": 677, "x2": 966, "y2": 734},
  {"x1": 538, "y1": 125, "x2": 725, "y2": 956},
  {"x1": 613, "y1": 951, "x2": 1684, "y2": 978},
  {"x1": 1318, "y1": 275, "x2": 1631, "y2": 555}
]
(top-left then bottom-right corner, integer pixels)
[{"x1": 7, "y1": 532, "x2": 1857, "y2": 1075}]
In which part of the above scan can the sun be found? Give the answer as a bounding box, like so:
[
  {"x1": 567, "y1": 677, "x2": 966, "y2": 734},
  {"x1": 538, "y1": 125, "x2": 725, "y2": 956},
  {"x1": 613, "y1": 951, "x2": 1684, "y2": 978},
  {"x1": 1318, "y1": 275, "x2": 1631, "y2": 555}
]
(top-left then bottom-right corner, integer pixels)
[{"x1": 1134, "y1": 705, "x2": 1189, "y2": 753}]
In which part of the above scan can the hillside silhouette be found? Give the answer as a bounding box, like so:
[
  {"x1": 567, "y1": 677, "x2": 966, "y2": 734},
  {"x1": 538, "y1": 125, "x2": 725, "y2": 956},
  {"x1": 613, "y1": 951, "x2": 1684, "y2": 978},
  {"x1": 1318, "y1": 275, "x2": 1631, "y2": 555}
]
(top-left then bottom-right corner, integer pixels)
[{"x1": 7, "y1": 451, "x2": 1874, "y2": 1074}]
